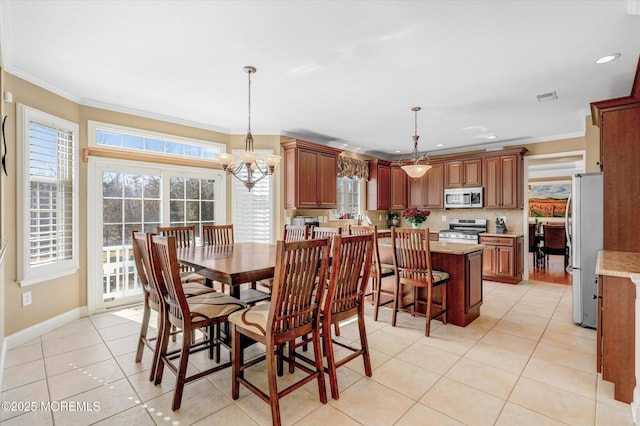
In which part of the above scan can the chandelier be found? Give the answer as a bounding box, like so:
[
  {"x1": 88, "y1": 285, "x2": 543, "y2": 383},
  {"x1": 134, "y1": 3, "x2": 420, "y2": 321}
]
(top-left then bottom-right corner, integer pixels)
[
  {"x1": 400, "y1": 106, "x2": 432, "y2": 179},
  {"x1": 216, "y1": 66, "x2": 281, "y2": 191}
]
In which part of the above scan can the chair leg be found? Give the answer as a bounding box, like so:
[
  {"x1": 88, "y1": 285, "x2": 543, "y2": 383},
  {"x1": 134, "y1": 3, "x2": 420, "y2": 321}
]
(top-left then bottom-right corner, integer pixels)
[
  {"x1": 425, "y1": 284, "x2": 433, "y2": 337},
  {"x1": 358, "y1": 306, "x2": 372, "y2": 377},
  {"x1": 391, "y1": 277, "x2": 400, "y2": 327},
  {"x1": 231, "y1": 325, "x2": 241, "y2": 400},
  {"x1": 265, "y1": 343, "x2": 282, "y2": 426},
  {"x1": 311, "y1": 327, "x2": 328, "y2": 404},
  {"x1": 324, "y1": 318, "x2": 339, "y2": 400},
  {"x1": 373, "y1": 274, "x2": 382, "y2": 321},
  {"x1": 152, "y1": 310, "x2": 171, "y2": 383},
  {"x1": 441, "y1": 283, "x2": 447, "y2": 326},
  {"x1": 135, "y1": 300, "x2": 151, "y2": 363},
  {"x1": 171, "y1": 326, "x2": 192, "y2": 411}
]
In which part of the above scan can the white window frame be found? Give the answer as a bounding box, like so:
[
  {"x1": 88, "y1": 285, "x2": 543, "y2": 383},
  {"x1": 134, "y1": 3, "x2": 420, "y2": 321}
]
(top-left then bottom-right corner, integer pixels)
[
  {"x1": 231, "y1": 149, "x2": 276, "y2": 243},
  {"x1": 333, "y1": 177, "x2": 365, "y2": 219},
  {"x1": 17, "y1": 104, "x2": 80, "y2": 287}
]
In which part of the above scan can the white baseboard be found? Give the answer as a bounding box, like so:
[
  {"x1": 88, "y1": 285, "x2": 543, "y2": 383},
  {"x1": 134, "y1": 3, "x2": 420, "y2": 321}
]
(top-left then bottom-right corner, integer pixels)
[
  {"x1": 632, "y1": 388, "x2": 639, "y2": 425},
  {"x1": 0, "y1": 338, "x2": 7, "y2": 394},
  {"x1": 4, "y1": 307, "x2": 85, "y2": 350}
]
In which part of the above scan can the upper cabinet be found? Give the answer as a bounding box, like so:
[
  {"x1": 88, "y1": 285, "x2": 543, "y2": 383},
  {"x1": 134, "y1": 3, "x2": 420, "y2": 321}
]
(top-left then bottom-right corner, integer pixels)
[
  {"x1": 390, "y1": 165, "x2": 408, "y2": 210},
  {"x1": 282, "y1": 139, "x2": 342, "y2": 209},
  {"x1": 445, "y1": 159, "x2": 482, "y2": 188},
  {"x1": 408, "y1": 162, "x2": 444, "y2": 209},
  {"x1": 366, "y1": 159, "x2": 391, "y2": 210},
  {"x1": 483, "y1": 150, "x2": 526, "y2": 209}
]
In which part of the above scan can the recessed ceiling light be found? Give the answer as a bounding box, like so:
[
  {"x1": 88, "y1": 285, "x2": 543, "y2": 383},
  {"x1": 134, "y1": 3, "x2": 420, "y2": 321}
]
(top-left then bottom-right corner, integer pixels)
[
  {"x1": 355, "y1": 147, "x2": 361, "y2": 150},
  {"x1": 595, "y1": 53, "x2": 621, "y2": 64},
  {"x1": 436, "y1": 144, "x2": 444, "y2": 147},
  {"x1": 343, "y1": 144, "x2": 348, "y2": 147},
  {"x1": 486, "y1": 134, "x2": 498, "y2": 140},
  {"x1": 394, "y1": 150, "x2": 402, "y2": 153}
]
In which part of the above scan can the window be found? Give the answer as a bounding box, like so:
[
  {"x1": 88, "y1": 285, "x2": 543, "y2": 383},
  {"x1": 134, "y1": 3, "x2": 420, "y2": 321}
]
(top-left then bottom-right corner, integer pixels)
[
  {"x1": 231, "y1": 150, "x2": 275, "y2": 243},
  {"x1": 88, "y1": 121, "x2": 225, "y2": 160},
  {"x1": 335, "y1": 176, "x2": 363, "y2": 218},
  {"x1": 17, "y1": 105, "x2": 79, "y2": 286},
  {"x1": 169, "y1": 176, "x2": 217, "y2": 242}
]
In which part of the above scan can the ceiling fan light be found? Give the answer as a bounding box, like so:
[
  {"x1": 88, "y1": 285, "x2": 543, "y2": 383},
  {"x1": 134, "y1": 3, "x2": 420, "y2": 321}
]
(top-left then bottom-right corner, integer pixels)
[{"x1": 401, "y1": 164, "x2": 431, "y2": 178}]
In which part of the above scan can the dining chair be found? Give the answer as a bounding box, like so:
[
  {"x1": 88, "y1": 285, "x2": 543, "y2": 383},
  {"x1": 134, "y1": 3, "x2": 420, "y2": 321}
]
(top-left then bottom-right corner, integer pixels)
[
  {"x1": 290, "y1": 234, "x2": 374, "y2": 400},
  {"x1": 348, "y1": 225, "x2": 395, "y2": 308},
  {"x1": 310, "y1": 226, "x2": 342, "y2": 239},
  {"x1": 283, "y1": 224, "x2": 309, "y2": 241},
  {"x1": 229, "y1": 237, "x2": 331, "y2": 426},
  {"x1": 391, "y1": 227, "x2": 450, "y2": 337},
  {"x1": 132, "y1": 231, "x2": 214, "y2": 381},
  {"x1": 542, "y1": 223, "x2": 569, "y2": 268},
  {"x1": 528, "y1": 223, "x2": 539, "y2": 268},
  {"x1": 157, "y1": 225, "x2": 204, "y2": 283},
  {"x1": 148, "y1": 234, "x2": 247, "y2": 410},
  {"x1": 201, "y1": 224, "x2": 235, "y2": 292}
]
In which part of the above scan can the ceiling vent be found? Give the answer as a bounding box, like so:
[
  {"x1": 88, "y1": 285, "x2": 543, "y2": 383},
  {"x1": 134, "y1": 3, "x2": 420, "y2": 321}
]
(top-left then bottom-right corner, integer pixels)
[{"x1": 536, "y1": 91, "x2": 558, "y2": 102}]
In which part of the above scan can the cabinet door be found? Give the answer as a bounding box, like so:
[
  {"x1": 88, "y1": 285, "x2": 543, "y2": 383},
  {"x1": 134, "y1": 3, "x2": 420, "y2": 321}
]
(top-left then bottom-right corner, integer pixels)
[
  {"x1": 464, "y1": 159, "x2": 483, "y2": 187},
  {"x1": 317, "y1": 152, "x2": 338, "y2": 208},
  {"x1": 408, "y1": 174, "x2": 425, "y2": 208},
  {"x1": 496, "y1": 246, "x2": 515, "y2": 278},
  {"x1": 482, "y1": 245, "x2": 496, "y2": 276},
  {"x1": 483, "y1": 156, "x2": 501, "y2": 208},
  {"x1": 390, "y1": 166, "x2": 407, "y2": 209},
  {"x1": 500, "y1": 155, "x2": 518, "y2": 208},
  {"x1": 466, "y1": 250, "x2": 483, "y2": 312},
  {"x1": 425, "y1": 163, "x2": 444, "y2": 208},
  {"x1": 445, "y1": 161, "x2": 464, "y2": 188},
  {"x1": 297, "y1": 149, "x2": 319, "y2": 208}
]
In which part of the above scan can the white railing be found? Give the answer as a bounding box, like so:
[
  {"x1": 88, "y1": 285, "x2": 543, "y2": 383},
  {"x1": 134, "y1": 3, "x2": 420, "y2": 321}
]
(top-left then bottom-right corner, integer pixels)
[{"x1": 102, "y1": 245, "x2": 143, "y2": 302}]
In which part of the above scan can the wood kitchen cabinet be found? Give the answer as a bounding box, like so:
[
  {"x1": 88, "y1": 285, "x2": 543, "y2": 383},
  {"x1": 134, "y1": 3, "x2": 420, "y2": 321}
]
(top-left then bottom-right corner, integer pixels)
[
  {"x1": 282, "y1": 139, "x2": 342, "y2": 209},
  {"x1": 483, "y1": 150, "x2": 525, "y2": 209},
  {"x1": 389, "y1": 165, "x2": 408, "y2": 210},
  {"x1": 408, "y1": 162, "x2": 444, "y2": 209},
  {"x1": 479, "y1": 234, "x2": 523, "y2": 284},
  {"x1": 367, "y1": 159, "x2": 391, "y2": 210},
  {"x1": 445, "y1": 159, "x2": 482, "y2": 188}
]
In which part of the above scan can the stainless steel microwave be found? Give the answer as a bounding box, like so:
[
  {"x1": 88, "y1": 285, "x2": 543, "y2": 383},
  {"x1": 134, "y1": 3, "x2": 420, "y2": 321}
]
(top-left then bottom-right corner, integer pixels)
[{"x1": 444, "y1": 187, "x2": 483, "y2": 208}]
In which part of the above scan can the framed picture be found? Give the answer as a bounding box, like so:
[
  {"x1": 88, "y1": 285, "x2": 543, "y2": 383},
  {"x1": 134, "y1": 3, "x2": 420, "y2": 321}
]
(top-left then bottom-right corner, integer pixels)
[{"x1": 528, "y1": 180, "x2": 571, "y2": 218}]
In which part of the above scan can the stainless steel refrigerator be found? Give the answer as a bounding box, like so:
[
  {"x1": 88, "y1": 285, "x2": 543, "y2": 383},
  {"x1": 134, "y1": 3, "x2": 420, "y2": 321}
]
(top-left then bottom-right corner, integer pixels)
[{"x1": 567, "y1": 172, "x2": 603, "y2": 329}]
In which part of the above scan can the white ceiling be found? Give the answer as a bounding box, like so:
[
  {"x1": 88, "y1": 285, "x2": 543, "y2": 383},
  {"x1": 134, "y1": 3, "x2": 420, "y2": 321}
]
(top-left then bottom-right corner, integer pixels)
[{"x1": 1, "y1": 1, "x2": 639, "y2": 158}]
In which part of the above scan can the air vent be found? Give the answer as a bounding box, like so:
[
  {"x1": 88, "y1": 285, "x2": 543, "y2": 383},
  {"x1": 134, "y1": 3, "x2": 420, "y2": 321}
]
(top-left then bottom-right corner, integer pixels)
[{"x1": 536, "y1": 91, "x2": 558, "y2": 102}]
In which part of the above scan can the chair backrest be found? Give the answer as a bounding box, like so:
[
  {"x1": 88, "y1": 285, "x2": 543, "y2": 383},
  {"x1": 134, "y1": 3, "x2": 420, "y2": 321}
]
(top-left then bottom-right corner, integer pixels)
[
  {"x1": 283, "y1": 224, "x2": 309, "y2": 242},
  {"x1": 543, "y1": 224, "x2": 566, "y2": 250},
  {"x1": 132, "y1": 231, "x2": 160, "y2": 309},
  {"x1": 348, "y1": 225, "x2": 382, "y2": 269},
  {"x1": 528, "y1": 223, "x2": 536, "y2": 251},
  {"x1": 157, "y1": 225, "x2": 196, "y2": 248},
  {"x1": 267, "y1": 238, "x2": 331, "y2": 339},
  {"x1": 203, "y1": 224, "x2": 234, "y2": 246},
  {"x1": 149, "y1": 235, "x2": 190, "y2": 323},
  {"x1": 391, "y1": 227, "x2": 434, "y2": 284},
  {"x1": 324, "y1": 234, "x2": 374, "y2": 319},
  {"x1": 310, "y1": 226, "x2": 342, "y2": 239}
]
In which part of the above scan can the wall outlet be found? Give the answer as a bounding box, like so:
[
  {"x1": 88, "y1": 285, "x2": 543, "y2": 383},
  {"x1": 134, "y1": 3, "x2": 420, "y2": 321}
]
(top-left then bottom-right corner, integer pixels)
[
  {"x1": 441, "y1": 215, "x2": 447, "y2": 222},
  {"x1": 22, "y1": 291, "x2": 32, "y2": 307}
]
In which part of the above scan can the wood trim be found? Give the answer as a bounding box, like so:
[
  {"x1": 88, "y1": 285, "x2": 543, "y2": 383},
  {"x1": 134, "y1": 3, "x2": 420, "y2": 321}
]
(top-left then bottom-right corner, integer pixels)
[
  {"x1": 591, "y1": 55, "x2": 640, "y2": 127},
  {"x1": 82, "y1": 147, "x2": 223, "y2": 170},
  {"x1": 280, "y1": 139, "x2": 343, "y2": 156}
]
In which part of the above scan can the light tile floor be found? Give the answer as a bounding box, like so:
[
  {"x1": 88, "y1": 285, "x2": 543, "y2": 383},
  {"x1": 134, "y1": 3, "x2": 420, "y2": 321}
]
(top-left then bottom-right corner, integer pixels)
[{"x1": 0, "y1": 279, "x2": 634, "y2": 425}]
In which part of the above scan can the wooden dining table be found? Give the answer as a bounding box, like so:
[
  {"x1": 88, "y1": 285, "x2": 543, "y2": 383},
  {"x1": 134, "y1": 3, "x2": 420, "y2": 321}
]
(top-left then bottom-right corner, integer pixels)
[{"x1": 176, "y1": 242, "x2": 276, "y2": 304}]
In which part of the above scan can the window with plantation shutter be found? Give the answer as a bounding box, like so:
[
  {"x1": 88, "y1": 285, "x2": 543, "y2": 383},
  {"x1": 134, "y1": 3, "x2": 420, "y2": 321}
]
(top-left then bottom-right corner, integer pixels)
[
  {"x1": 17, "y1": 105, "x2": 79, "y2": 286},
  {"x1": 231, "y1": 149, "x2": 275, "y2": 244}
]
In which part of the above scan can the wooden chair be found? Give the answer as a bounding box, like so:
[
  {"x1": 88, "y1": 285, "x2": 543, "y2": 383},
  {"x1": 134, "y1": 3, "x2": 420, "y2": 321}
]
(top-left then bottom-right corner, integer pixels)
[
  {"x1": 132, "y1": 231, "x2": 214, "y2": 381},
  {"x1": 202, "y1": 224, "x2": 234, "y2": 291},
  {"x1": 310, "y1": 226, "x2": 342, "y2": 239},
  {"x1": 283, "y1": 224, "x2": 309, "y2": 241},
  {"x1": 229, "y1": 238, "x2": 331, "y2": 426},
  {"x1": 391, "y1": 227, "x2": 450, "y2": 337},
  {"x1": 542, "y1": 223, "x2": 569, "y2": 268},
  {"x1": 290, "y1": 234, "x2": 374, "y2": 400},
  {"x1": 157, "y1": 225, "x2": 203, "y2": 283},
  {"x1": 149, "y1": 234, "x2": 247, "y2": 410},
  {"x1": 202, "y1": 224, "x2": 234, "y2": 246},
  {"x1": 349, "y1": 225, "x2": 395, "y2": 308}
]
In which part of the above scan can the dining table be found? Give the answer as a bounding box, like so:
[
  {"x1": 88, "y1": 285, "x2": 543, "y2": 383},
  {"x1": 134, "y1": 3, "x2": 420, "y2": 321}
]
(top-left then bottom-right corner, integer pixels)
[{"x1": 176, "y1": 242, "x2": 276, "y2": 304}]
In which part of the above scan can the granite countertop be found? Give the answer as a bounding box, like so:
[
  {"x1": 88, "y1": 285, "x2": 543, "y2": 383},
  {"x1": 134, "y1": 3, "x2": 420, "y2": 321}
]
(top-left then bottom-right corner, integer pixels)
[
  {"x1": 480, "y1": 232, "x2": 524, "y2": 238},
  {"x1": 378, "y1": 238, "x2": 484, "y2": 255},
  {"x1": 595, "y1": 250, "x2": 640, "y2": 278}
]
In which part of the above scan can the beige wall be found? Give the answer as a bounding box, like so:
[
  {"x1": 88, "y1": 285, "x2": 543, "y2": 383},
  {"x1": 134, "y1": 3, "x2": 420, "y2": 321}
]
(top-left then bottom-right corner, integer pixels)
[{"x1": 0, "y1": 70, "x2": 601, "y2": 337}]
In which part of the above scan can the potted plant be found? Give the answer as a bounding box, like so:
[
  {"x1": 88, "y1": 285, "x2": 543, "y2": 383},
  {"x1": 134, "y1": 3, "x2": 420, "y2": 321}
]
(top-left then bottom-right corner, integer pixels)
[{"x1": 402, "y1": 207, "x2": 431, "y2": 229}]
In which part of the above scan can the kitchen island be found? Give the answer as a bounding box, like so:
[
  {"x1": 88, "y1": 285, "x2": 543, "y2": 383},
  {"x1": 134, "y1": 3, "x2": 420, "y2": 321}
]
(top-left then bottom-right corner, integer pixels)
[{"x1": 378, "y1": 239, "x2": 484, "y2": 327}]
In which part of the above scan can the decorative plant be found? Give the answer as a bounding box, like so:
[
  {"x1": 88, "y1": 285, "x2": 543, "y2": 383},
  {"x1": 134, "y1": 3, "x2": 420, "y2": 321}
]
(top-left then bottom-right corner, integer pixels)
[{"x1": 402, "y1": 207, "x2": 431, "y2": 225}]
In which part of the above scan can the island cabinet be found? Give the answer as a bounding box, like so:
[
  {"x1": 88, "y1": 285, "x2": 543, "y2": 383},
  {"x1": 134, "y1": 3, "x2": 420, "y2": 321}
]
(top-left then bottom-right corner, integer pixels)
[
  {"x1": 282, "y1": 139, "x2": 343, "y2": 209},
  {"x1": 367, "y1": 159, "x2": 391, "y2": 210},
  {"x1": 483, "y1": 151, "x2": 525, "y2": 209},
  {"x1": 445, "y1": 158, "x2": 482, "y2": 188},
  {"x1": 389, "y1": 165, "x2": 408, "y2": 210},
  {"x1": 479, "y1": 234, "x2": 524, "y2": 284},
  {"x1": 408, "y1": 162, "x2": 444, "y2": 209}
]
